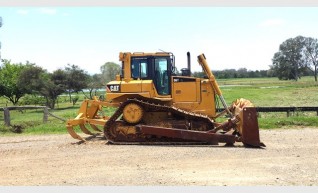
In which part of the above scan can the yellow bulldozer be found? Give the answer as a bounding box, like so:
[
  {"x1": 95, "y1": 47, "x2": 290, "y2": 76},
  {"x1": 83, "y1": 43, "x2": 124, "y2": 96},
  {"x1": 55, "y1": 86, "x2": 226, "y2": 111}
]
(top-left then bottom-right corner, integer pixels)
[{"x1": 66, "y1": 52, "x2": 265, "y2": 147}]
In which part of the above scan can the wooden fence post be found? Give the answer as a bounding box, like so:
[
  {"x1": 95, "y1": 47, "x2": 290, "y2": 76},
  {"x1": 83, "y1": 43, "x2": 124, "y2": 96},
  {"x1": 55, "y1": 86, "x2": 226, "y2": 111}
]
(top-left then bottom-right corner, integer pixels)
[
  {"x1": 4, "y1": 108, "x2": 11, "y2": 126},
  {"x1": 43, "y1": 107, "x2": 49, "y2": 123}
]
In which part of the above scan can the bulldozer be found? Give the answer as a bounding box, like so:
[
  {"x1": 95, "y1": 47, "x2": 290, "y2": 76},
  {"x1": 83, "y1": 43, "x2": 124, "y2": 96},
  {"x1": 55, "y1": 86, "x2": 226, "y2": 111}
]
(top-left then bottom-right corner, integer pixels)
[{"x1": 66, "y1": 52, "x2": 265, "y2": 147}]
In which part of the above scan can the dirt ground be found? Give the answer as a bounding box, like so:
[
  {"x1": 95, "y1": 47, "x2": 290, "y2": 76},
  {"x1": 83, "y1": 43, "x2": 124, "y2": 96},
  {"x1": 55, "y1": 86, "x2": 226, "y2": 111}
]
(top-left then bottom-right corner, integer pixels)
[{"x1": 0, "y1": 128, "x2": 317, "y2": 186}]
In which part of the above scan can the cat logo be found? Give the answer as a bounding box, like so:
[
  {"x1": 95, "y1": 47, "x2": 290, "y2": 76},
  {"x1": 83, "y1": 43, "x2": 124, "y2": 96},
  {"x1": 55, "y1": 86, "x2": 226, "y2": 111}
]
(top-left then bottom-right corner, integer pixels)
[{"x1": 107, "y1": 84, "x2": 120, "y2": 92}]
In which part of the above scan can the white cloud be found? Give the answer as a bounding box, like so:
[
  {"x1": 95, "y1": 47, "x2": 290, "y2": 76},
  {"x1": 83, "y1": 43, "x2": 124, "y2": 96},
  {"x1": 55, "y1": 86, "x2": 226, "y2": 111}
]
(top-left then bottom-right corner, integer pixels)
[
  {"x1": 17, "y1": 9, "x2": 29, "y2": 15},
  {"x1": 258, "y1": 19, "x2": 285, "y2": 28},
  {"x1": 39, "y1": 8, "x2": 57, "y2": 15}
]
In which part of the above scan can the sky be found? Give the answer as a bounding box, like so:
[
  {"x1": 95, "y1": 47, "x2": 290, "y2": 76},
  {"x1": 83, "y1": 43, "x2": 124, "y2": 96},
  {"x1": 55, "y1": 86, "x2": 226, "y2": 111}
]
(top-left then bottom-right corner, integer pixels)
[{"x1": 1, "y1": 7, "x2": 318, "y2": 74}]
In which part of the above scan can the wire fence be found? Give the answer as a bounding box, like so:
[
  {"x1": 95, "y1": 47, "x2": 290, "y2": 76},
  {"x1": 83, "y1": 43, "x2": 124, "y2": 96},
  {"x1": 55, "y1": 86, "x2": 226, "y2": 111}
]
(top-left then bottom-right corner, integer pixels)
[
  {"x1": 0, "y1": 106, "x2": 66, "y2": 126},
  {"x1": 1, "y1": 106, "x2": 318, "y2": 127}
]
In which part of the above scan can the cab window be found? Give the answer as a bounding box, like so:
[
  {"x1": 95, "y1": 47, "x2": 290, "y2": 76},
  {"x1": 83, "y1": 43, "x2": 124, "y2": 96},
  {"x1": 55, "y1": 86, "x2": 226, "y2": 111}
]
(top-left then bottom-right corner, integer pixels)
[
  {"x1": 154, "y1": 58, "x2": 169, "y2": 95},
  {"x1": 131, "y1": 58, "x2": 148, "y2": 79}
]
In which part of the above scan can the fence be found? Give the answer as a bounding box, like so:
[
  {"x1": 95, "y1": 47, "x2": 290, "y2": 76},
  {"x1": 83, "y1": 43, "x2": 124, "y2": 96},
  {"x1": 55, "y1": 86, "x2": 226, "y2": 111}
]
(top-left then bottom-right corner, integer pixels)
[
  {"x1": 1, "y1": 106, "x2": 318, "y2": 126},
  {"x1": 217, "y1": 106, "x2": 318, "y2": 117},
  {"x1": 0, "y1": 106, "x2": 66, "y2": 126}
]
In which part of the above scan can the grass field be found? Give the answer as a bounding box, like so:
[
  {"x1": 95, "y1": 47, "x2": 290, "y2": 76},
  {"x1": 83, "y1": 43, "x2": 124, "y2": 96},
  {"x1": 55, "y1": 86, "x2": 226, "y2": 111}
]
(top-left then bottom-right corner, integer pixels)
[{"x1": 1, "y1": 76, "x2": 318, "y2": 135}]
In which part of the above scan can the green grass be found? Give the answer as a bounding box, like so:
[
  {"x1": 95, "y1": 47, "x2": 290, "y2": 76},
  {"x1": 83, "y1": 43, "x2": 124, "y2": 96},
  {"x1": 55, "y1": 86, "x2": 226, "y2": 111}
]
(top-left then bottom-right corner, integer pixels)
[
  {"x1": 259, "y1": 116, "x2": 318, "y2": 129},
  {"x1": 0, "y1": 102, "x2": 117, "y2": 135},
  {"x1": 1, "y1": 76, "x2": 318, "y2": 135},
  {"x1": 257, "y1": 112, "x2": 318, "y2": 129},
  {"x1": 218, "y1": 77, "x2": 318, "y2": 107}
]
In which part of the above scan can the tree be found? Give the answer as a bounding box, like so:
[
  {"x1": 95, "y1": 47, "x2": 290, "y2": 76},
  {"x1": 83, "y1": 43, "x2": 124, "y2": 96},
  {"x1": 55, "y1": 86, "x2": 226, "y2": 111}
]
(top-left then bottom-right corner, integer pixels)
[
  {"x1": 100, "y1": 62, "x2": 121, "y2": 85},
  {"x1": 237, "y1": 68, "x2": 248, "y2": 78},
  {"x1": 192, "y1": 71, "x2": 205, "y2": 78},
  {"x1": 86, "y1": 74, "x2": 104, "y2": 99},
  {"x1": 64, "y1": 64, "x2": 89, "y2": 103},
  {"x1": 271, "y1": 52, "x2": 294, "y2": 80},
  {"x1": 0, "y1": 59, "x2": 28, "y2": 105},
  {"x1": 302, "y1": 37, "x2": 318, "y2": 81},
  {"x1": 17, "y1": 64, "x2": 45, "y2": 93},
  {"x1": 18, "y1": 65, "x2": 68, "y2": 109},
  {"x1": 45, "y1": 70, "x2": 68, "y2": 108},
  {"x1": 270, "y1": 36, "x2": 318, "y2": 81}
]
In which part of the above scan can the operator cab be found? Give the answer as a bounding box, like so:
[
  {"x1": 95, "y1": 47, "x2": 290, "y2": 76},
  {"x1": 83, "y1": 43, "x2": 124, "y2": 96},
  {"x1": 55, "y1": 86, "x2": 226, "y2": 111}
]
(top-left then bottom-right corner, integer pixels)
[{"x1": 121, "y1": 52, "x2": 176, "y2": 96}]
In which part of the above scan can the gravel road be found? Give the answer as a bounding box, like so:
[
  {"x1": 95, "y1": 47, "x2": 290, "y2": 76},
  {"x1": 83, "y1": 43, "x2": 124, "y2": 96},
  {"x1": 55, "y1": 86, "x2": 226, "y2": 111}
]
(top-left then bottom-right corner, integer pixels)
[{"x1": 0, "y1": 128, "x2": 317, "y2": 186}]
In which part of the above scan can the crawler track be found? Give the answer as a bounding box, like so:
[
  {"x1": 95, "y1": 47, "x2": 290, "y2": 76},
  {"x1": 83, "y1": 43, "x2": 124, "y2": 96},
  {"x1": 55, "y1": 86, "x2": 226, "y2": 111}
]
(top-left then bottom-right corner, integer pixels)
[{"x1": 104, "y1": 98, "x2": 217, "y2": 144}]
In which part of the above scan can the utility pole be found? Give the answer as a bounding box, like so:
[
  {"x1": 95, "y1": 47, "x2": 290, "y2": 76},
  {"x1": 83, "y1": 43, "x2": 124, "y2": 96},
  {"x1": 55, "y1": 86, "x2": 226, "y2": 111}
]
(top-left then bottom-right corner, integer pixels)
[
  {"x1": 0, "y1": 17, "x2": 2, "y2": 61},
  {"x1": 0, "y1": 16, "x2": 2, "y2": 62}
]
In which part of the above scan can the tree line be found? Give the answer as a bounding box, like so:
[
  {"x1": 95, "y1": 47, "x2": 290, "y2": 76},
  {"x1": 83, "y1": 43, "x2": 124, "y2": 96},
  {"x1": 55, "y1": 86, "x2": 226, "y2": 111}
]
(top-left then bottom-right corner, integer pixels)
[
  {"x1": 193, "y1": 68, "x2": 274, "y2": 79},
  {"x1": 191, "y1": 67, "x2": 313, "y2": 79},
  {"x1": 0, "y1": 60, "x2": 120, "y2": 108}
]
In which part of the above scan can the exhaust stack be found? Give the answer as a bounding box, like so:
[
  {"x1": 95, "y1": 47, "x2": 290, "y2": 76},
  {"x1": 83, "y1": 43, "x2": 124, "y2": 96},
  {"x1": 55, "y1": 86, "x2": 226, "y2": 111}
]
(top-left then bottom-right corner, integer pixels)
[
  {"x1": 187, "y1": 51, "x2": 191, "y2": 75},
  {"x1": 181, "y1": 51, "x2": 191, "y2": 76}
]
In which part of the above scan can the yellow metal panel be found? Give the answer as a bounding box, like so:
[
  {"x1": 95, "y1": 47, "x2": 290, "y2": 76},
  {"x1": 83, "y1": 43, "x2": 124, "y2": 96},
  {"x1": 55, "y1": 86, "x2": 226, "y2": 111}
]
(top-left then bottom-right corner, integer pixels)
[
  {"x1": 198, "y1": 80, "x2": 216, "y2": 117},
  {"x1": 119, "y1": 52, "x2": 132, "y2": 81},
  {"x1": 196, "y1": 78, "x2": 201, "y2": 102},
  {"x1": 173, "y1": 82, "x2": 197, "y2": 102},
  {"x1": 141, "y1": 80, "x2": 153, "y2": 96},
  {"x1": 121, "y1": 80, "x2": 142, "y2": 92},
  {"x1": 173, "y1": 79, "x2": 216, "y2": 118}
]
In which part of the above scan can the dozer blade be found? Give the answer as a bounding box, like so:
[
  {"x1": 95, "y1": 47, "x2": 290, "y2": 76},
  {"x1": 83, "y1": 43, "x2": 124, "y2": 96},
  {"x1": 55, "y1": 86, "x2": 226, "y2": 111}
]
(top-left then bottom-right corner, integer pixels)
[
  {"x1": 66, "y1": 125, "x2": 86, "y2": 141},
  {"x1": 239, "y1": 107, "x2": 265, "y2": 147}
]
